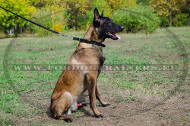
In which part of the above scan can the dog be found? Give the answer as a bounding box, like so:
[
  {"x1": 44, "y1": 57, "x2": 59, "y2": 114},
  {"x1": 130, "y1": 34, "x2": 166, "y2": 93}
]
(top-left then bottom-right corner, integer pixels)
[{"x1": 50, "y1": 8, "x2": 124, "y2": 122}]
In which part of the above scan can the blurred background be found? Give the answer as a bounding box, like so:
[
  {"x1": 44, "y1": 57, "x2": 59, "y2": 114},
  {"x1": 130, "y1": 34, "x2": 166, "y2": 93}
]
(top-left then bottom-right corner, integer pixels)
[{"x1": 0, "y1": 0, "x2": 189, "y2": 37}]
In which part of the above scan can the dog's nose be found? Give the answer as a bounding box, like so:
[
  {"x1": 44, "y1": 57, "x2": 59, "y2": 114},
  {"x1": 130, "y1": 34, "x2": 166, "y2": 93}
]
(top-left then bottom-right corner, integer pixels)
[{"x1": 120, "y1": 26, "x2": 124, "y2": 30}]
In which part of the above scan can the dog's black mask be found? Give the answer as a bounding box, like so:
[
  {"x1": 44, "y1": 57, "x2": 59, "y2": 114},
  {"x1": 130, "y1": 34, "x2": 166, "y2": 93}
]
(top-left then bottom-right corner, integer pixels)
[{"x1": 93, "y1": 8, "x2": 124, "y2": 40}]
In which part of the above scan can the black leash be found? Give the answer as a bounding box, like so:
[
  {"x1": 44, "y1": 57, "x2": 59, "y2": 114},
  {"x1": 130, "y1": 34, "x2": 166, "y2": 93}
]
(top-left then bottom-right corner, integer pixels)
[{"x1": 0, "y1": 6, "x2": 106, "y2": 47}]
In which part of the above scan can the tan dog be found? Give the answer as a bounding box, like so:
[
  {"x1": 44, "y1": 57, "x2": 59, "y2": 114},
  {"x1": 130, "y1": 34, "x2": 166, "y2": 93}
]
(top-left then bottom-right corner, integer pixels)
[{"x1": 50, "y1": 8, "x2": 124, "y2": 122}]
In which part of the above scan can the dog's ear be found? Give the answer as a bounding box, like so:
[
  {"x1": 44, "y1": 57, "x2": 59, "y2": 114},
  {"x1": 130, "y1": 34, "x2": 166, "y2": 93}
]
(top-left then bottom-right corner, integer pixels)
[
  {"x1": 94, "y1": 8, "x2": 100, "y2": 22},
  {"x1": 101, "y1": 11, "x2": 103, "y2": 17},
  {"x1": 93, "y1": 8, "x2": 101, "y2": 27}
]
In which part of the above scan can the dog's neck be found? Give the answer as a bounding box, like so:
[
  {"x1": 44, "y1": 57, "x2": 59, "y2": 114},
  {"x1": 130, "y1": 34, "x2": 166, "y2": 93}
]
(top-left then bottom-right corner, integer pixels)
[{"x1": 77, "y1": 24, "x2": 104, "y2": 52}]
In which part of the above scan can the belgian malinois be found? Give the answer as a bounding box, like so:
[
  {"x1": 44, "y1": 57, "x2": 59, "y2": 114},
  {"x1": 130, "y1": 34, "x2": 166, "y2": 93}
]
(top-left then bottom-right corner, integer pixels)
[{"x1": 50, "y1": 8, "x2": 124, "y2": 122}]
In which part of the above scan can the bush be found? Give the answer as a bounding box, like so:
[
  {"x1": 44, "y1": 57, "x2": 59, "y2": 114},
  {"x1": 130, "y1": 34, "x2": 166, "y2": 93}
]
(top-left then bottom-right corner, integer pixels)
[
  {"x1": 112, "y1": 5, "x2": 160, "y2": 33},
  {"x1": 0, "y1": 30, "x2": 7, "y2": 38},
  {"x1": 159, "y1": 15, "x2": 169, "y2": 27},
  {"x1": 173, "y1": 13, "x2": 189, "y2": 26}
]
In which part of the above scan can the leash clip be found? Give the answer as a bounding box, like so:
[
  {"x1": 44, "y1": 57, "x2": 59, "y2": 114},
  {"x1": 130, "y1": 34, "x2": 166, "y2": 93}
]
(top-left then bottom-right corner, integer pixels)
[
  {"x1": 79, "y1": 38, "x2": 82, "y2": 42},
  {"x1": 60, "y1": 33, "x2": 73, "y2": 39}
]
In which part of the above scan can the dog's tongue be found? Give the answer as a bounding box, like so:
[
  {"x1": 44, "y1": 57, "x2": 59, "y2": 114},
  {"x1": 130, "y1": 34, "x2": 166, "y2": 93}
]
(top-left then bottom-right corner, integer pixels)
[
  {"x1": 110, "y1": 32, "x2": 121, "y2": 40},
  {"x1": 115, "y1": 34, "x2": 120, "y2": 39}
]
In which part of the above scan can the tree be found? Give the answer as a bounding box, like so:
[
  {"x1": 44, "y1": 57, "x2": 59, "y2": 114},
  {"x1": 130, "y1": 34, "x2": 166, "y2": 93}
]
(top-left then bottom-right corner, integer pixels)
[
  {"x1": 148, "y1": 0, "x2": 180, "y2": 27},
  {"x1": 0, "y1": 0, "x2": 36, "y2": 34},
  {"x1": 105, "y1": 0, "x2": 137, "y2": 14},
  {"x1": 187, "y1": 1, "x2": 190, "y2": 26},
  {"x1": 178, "y1": 0, "x2": 190, "y2": 26},
  {"x1": 63, "y1": 0, "x2": 91, "y2": 30}
]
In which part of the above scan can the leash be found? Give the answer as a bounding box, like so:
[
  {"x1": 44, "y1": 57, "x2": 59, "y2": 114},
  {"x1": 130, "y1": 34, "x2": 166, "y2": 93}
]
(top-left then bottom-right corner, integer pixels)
[{"x1": 0, "y1": 6, "x2": 106, "y2": 47}]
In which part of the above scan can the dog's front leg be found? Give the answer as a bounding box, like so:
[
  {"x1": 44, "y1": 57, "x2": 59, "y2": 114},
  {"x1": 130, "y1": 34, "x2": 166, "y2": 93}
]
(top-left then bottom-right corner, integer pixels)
[
  {"x1": 96, "y1": 86, "x2": 110, "y2": 107},
  {"x1": 87, "y1": 74, "x2": 103, "y2": 118}
]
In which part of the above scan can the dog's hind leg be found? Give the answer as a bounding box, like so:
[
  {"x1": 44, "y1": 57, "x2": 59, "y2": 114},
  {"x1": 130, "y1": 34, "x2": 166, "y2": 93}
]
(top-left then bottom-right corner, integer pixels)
[
  {"x1": 51, "y1": 92, "x2": 73, "y2": 122},
  {"x1": 95, "y1": 86, "x2": 110, "y2": 107},
  {"x1": 59, "y1": 115, "x2": 72, "y2": 123},
  {"x1": 58, "y1": 107, "x2": 72, "y2": 122}
]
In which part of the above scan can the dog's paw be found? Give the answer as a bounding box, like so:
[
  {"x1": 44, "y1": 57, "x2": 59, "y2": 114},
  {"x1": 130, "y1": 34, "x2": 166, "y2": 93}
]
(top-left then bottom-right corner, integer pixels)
[
  {"x1": 102, "y1": 103, "x2": 110, "y2": 107},
  {"x1": 64, "y1": 118, "x2": 73, "y2": 123},
  {"x1": 95, "y1": 113, "x2": 104, "y2": 118}
]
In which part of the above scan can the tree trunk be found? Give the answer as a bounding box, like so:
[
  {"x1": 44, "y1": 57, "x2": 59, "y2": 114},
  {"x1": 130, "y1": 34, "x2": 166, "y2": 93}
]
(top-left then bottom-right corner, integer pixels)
[
  {"x1": 188, "y1": 15, "x2": 190, "y2": 26},
  {"x1": 15, "y1": 23, "x2": 17, "y2": 32},
  {"x1": 14, "y1": 23, "x2": 18, "y2": 36},
  {"x1": 21, "y1": 26, "x2": 23, "y2": 34},
  {"x1": 188, "y1": 7, "x2": 190, "y2": 26},
  {"x1": 169, "y1": 9, "x2": 173, "y2": 27}
]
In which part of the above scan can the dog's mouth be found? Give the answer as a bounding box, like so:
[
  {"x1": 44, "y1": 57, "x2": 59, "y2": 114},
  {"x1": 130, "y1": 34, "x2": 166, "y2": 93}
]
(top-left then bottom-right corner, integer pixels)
[{"x1": 106, "y1": 32, "x2": 121, "y2": 40}]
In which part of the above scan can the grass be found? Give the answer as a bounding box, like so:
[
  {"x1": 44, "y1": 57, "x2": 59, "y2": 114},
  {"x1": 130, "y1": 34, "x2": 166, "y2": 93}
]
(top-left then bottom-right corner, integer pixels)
[{"x1": 0, "y1": 27, "x2": 190, "y2": 125}]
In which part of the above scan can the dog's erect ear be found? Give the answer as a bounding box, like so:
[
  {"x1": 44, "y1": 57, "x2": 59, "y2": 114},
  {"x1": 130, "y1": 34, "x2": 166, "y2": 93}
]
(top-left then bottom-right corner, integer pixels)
[
  {"x1": 101, "y1": 11, "x2": 104, "y2": 17},
  {"x1": 94, "y1": 8, "x2": 100, "y2": 21},
  {"x1": 93, "y1": 8, "x2": 101, "y2": 27}
]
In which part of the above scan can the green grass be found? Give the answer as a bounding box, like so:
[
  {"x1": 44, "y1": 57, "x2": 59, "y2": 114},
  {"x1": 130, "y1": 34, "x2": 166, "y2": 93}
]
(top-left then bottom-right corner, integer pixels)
[{"x1": 0, "y1": 27, "x2": 190, "y2": 125}]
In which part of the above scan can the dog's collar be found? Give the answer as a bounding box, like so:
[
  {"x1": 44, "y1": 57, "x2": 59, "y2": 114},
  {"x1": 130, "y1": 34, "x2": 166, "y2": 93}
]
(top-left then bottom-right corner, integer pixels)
[{"x1": 73, "y1": 37, "x2": 106, "y2": 47}]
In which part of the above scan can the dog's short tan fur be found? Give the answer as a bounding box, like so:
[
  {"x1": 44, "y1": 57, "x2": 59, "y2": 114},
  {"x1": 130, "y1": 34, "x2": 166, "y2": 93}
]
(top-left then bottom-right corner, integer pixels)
[
  {"x1": 50, "y1": 8, "x2": 123, "y2": 121},
  {"x1": 50, "y1": 24, "x2": 109, "y2": 120}
]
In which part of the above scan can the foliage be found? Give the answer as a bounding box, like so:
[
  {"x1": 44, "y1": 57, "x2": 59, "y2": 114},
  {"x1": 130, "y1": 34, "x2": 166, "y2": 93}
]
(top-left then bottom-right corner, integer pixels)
[
  {"x1": 148, "y1": 0, "x2": 180, "y2": 16},
  {"x1": 173, "y1": 13, "x2": 189, "y2": 26},
  {"x1": 104, "y1": 0, "x2": 137, "y2": 14},
  {"x1": 105, "y1": 0, "x2": 137, "y2": 10},
  {"x1": 91, "y1": 0, "x2": 111, "y2": 16},
  {"x1": 148, "y1": 0, "x2": 188, "y2": 26},
  {"x1": 26, "y1": 0, "x2": 56, "y2": 7},
  {"x1": 50, "y1": 5, "x2": 67, "y2": 32},
  {"x1": 29, "y1": 9, "x2": 52, "y2": 36},
  {"x1": 63, "y1": 0, "x2": 91, "y2": 30},
  {"x1": 137, "y1": 0, "x2": 149, "y2": 5},
  {"x1": 0, "y1": 0, "x2": 36, "y2": 33},
  {"x1": 2, "y1": 0, "x2": 189, "y2": 36},
  {"x1": 113, "y1": 5, "x2": 160, "y2": 33},
  {"x1": 63, "y1": 0, "x2": 137, "y2": 30},
  {"x1": 160, "y1": 15, "x2": 170, "y2": 27}
]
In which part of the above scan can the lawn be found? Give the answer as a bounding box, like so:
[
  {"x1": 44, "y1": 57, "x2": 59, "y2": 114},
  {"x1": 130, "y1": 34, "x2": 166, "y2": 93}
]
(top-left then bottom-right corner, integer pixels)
[{"x1": 0, "y1": 27, "x2": 190, "y2": 125}]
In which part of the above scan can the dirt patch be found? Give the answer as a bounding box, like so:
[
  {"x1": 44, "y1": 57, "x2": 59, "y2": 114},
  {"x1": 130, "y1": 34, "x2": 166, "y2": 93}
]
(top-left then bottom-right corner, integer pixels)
[
  {"x1": 16, "y1": 85, "x2": 189, "y2": 126},
  {"x1": 67, "y1": 90, "x2": 190, "y2": 126}
]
